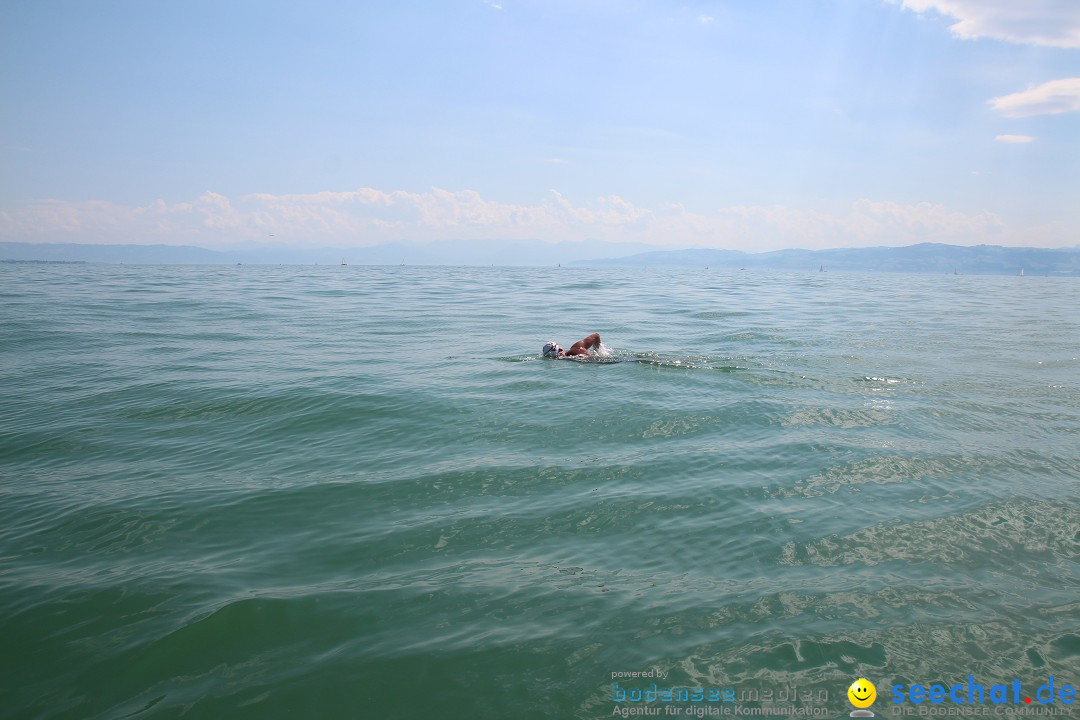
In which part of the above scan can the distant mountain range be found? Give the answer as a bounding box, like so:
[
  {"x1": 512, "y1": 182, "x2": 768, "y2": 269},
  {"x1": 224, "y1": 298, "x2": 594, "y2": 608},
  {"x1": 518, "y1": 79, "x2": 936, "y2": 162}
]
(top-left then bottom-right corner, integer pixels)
[
  {"x1": 0, "y1": 239, "x2": 654, "y2": 267},
  {"x1": 573, "y1": 242, "x2": 1080, "y2": 276},
  {"x1": 2, "y1": 240, "x2": 1079, "y2": 276}
]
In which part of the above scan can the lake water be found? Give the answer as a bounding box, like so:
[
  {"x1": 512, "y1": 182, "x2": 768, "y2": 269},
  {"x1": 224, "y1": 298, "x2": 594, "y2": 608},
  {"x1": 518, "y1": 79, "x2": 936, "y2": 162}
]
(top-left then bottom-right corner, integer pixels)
[{"x1": 1, "y1": 263, "x2": 1077, "y2": 719}]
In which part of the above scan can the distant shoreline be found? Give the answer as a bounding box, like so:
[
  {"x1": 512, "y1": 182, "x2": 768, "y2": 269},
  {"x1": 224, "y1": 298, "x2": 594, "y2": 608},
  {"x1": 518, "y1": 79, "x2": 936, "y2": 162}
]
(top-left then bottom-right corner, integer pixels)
[{"x1": 1, "y1": 241, "x2": 1079, "y2": 276}]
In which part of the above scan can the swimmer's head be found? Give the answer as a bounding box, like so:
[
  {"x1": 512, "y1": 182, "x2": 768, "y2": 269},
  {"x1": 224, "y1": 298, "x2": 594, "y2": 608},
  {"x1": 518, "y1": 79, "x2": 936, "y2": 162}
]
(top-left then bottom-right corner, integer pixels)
[{"x1": 542, "y1": 341, "x2": 562, "y2": 358}]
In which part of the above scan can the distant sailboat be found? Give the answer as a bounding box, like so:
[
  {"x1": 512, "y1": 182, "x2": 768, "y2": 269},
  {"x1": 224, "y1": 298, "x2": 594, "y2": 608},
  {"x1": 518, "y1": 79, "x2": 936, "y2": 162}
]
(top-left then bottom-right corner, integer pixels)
[
  {"x1": 819, "y1": 264, "x2": 824, "y2": 272},
  {"x1": 341, "y1": 258, "x2": 347, "y2": 266},
  {"x1": 1019, "y1": 268, "x2": 1024, "y2": 276}
]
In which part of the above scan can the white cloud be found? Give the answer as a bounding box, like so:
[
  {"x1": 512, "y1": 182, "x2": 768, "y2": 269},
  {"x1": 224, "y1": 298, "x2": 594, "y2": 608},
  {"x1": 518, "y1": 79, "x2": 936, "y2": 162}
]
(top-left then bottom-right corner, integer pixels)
[
  {"x1": 846, "y1": 199, "x2": 1004, "y2": 243},
  {"x1": 990, "y1": 77, "x2": 1080, "y2": 117},
  {"x1": 698, "y1": 15, "x2": 714, "y2": 25},
  {"x1": 995, "y1": 134, "x2": 1035, "y2": 143},
  {"x1": 1, "y1": 188, "x2": 1068, "y2": 250},
  {"x1": 893, "y1": 0, "x2": 1080, "y2": 48}
]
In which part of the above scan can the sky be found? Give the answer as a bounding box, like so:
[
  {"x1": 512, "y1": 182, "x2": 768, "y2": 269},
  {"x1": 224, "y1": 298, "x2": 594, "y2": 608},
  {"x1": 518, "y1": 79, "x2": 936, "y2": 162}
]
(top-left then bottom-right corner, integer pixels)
[{"x1": 1, "y1": 0, "x2": 1078, "y2": 253}]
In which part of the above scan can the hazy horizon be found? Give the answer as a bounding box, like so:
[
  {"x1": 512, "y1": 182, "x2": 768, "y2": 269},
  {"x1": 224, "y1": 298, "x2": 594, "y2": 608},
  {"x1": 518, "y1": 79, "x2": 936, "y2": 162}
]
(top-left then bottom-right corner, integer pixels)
[{"x1": 5, "y1": 238, "x2": 1080, "y2": 277}]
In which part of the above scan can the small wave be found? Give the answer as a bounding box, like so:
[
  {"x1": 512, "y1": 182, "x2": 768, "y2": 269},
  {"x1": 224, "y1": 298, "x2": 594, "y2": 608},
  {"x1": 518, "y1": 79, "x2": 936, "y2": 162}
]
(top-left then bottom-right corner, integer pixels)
[
  {"x1": 781, "y1": 406, "x2": 894, "y2": 429},
  {"x1": 693, "y1": 310, "x2": 753, "y2": 319},
  {"x1": 856, "y1": 375, "x2": 915, "y2": 386},
  {"x1": 776, "y1": 496, "x2": 1080, "y2": 568}
]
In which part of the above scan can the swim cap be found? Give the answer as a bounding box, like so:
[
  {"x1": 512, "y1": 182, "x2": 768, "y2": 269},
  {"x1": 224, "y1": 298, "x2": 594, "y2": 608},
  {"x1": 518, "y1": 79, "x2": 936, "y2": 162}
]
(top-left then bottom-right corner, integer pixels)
[{"x1": 543, "y1": 341, "x2": 561, "y2": 358}]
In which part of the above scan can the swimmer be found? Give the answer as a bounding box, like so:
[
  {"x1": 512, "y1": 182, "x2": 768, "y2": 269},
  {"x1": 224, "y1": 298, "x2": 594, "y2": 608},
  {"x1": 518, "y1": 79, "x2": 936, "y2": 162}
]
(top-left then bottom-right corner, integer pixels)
[{"x1": 542, "y1": 332, "x2": 602, "y2": 359}]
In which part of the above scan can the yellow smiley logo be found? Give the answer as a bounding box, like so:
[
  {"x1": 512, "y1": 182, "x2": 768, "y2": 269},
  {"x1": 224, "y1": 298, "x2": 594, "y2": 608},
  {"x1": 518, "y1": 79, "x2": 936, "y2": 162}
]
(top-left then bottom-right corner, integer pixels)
[{"x1": 848, "y1": 678, "x2": 876, "y2": 709}]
